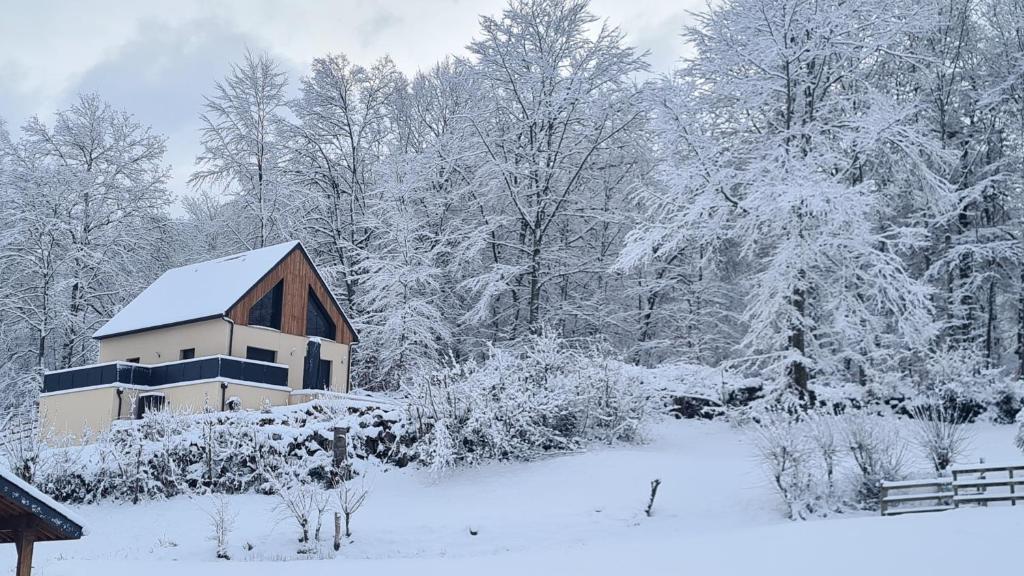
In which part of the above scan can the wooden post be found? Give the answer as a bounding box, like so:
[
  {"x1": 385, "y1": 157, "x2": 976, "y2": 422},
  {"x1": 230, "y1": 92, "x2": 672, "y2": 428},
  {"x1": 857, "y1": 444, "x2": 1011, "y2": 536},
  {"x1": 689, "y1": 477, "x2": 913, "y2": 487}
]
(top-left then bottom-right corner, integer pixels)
[
  {"x1": 952, "y1": 469, "x2": 960, "y2": 509},
  {"x1": 333, "y1": 426, "x2": 352, "y2": 481},
  {"x1": 879, "y1": 484, "x2": 888, "y2": 516},
  {"x1": 980, "y1": 469, "x2": 988, "y2": 507},
  {"x1": 333, "y1": 426, "x2": 349, "y2": 468},
  {"x1": 1010, "y1": 469, "x2": 1016, "y2": 506},
  {"x1": 14, "y1": 530, "x2": 34, "y2": 576},
  {"x1": 333, "y1": 511, "x2": 342, "y2": 551}
]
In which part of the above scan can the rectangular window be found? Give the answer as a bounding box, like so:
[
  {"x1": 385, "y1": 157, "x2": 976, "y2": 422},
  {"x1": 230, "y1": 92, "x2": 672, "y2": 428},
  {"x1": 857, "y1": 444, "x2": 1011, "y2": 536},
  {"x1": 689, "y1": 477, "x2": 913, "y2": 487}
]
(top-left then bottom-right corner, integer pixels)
[
  {"x1": 246, "y1": 346, "x2": 277, "y2": 364},
  {"x1": 126, "y1": 357, "x2": 140, "y2": 364},
  {"x1": 179, "y1": 348, "x2": 195, "y2": 360},
  {"x1": 317, "y1": 359, "x2": 332, "y2": 390}
]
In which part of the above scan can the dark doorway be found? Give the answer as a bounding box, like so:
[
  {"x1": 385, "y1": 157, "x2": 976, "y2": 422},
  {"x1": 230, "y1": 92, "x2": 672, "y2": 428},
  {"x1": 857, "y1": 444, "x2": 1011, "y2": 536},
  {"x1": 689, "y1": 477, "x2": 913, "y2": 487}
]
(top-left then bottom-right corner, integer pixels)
[
  {"x1": 136, "y1": 393, "x2": 166, "y2": 419},
  {"x1": 318, "y1": 359, "x2": 332, "y2": 390}
]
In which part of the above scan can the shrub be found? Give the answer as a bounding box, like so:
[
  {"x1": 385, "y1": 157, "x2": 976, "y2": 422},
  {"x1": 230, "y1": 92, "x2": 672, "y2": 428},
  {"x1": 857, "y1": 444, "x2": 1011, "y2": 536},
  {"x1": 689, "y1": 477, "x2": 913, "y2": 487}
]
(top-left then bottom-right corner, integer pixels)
[
  {"x1": 804, "y1": 412, "x2": 840, "y2": 501},
  {"x1": 404, "y1": 334, "x2": 655, "y2": 472},
  {"x1": 750, "y1": 413, "x2": 818, "y2": 519},
  {"x1": 34, "y1": 400, "x2": 415, "y2": 503},
  {"x1": 842, "y1": 414, "x2": 908, "y2": 505},
  {"x1": 991, "y1": 384, "x2": 1022, "y2": 425},
  {"x1": 908, "y1": 404, "x2": 972, "y2": 474},
  {"x1": 272, "y1": 481, "x2": 329, "y2": 552},
  {"x1": 204, "y1": 494, "x2": 237, "y2": 560}
]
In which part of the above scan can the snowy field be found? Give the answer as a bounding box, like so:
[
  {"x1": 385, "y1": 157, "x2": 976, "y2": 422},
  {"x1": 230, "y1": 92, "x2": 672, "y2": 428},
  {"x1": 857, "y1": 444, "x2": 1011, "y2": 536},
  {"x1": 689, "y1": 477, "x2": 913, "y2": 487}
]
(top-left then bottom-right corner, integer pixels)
[{"x1": 6, "y1": 420, "x2": 1024, "y2": 576}]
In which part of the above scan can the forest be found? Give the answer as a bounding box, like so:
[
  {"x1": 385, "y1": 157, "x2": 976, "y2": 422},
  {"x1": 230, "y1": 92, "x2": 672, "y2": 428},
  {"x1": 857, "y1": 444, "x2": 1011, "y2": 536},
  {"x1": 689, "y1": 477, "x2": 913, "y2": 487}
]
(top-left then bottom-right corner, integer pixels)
[{"x1": 3, "y1": 0, "x2": 1024, "y2": 422}]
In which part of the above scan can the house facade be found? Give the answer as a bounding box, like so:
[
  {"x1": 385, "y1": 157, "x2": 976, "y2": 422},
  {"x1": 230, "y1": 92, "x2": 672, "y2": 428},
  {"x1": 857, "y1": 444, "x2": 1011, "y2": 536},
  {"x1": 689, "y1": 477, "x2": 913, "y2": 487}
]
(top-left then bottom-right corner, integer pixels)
[{"x1": 39, "y1": 241, "x2": 358, "y2": 440}]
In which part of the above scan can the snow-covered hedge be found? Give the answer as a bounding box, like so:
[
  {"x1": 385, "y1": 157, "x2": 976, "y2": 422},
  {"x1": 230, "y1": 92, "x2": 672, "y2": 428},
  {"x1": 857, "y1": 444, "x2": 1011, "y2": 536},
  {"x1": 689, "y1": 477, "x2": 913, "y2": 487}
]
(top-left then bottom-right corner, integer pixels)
[
  {"x1": 404, "y1": 334, "x2": 658, "y2": 473},
  {"x1": 33, "y1": 400, "x2": 415, "y2": 503}
]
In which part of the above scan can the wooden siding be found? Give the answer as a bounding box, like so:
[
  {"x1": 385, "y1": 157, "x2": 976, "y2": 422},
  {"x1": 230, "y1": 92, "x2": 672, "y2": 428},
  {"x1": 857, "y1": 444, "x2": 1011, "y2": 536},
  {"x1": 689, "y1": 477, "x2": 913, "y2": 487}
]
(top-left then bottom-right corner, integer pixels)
[{"x1": 227, "y1": 248, "x2": 355, "y2": 344}]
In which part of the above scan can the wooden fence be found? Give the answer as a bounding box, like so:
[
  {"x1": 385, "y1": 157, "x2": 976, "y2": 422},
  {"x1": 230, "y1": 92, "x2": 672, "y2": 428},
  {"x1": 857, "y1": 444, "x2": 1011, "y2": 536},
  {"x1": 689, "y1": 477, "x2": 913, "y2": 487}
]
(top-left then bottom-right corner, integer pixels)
[
  {"x1": 881, "y1": 463, "x2": 1024, "y2": 516},
  {"x1": 951, "y1": 463, "x2": 1024, "y2": 507},
  {"x1": 880, "y1": 478, "x2": 953, "y2": 516}
]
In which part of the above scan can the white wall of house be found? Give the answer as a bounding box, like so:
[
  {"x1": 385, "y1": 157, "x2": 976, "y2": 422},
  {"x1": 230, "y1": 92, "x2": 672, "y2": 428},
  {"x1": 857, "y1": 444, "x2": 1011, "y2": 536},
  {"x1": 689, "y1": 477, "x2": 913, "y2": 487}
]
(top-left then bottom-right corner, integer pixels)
[
  {"x1": 97, "y1": 318, "x2": 230, "y2": 363},
  {"x1": 151, "y1": 380, "x2": 291, "y2": 412},
  {"x1": 39, "y1": 385, "x2": 125, "y2": 442},
  {"x1": 39, "y1": 379, "x2": 293, "y2": 443}
]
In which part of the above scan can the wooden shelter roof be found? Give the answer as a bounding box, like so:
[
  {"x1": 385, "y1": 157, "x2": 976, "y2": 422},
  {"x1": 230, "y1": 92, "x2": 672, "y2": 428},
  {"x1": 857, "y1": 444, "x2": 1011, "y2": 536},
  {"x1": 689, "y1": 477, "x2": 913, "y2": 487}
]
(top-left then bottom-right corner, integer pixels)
[{"x1": 0, "y1": 471, "x2": 84, "y2": 543}]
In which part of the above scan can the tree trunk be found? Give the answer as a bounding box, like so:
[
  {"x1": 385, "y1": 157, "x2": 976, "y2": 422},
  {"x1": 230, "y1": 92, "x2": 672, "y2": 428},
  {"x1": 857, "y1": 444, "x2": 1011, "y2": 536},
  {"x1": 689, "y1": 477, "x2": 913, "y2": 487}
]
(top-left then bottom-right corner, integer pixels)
[
  {"x1": 1017, "y1": 269, "x2": 1024, "y2": 379},
  {"x1": 527, "y1": 233, "x2": 542, "y2": 334},
  {"x1": 789, "y1": 285, "x2": 812, "y2": 403},
  {"x1": 986, "y1": 279, "x2": 997, "y2": 367}
]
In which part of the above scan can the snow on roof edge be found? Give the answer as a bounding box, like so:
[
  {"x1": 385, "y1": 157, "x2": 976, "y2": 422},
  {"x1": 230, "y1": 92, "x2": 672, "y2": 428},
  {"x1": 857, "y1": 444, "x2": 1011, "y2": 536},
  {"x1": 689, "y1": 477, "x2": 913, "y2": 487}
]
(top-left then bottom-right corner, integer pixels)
[{"x1": 0, "y1": 468, "x2": 89, "y2": 535}]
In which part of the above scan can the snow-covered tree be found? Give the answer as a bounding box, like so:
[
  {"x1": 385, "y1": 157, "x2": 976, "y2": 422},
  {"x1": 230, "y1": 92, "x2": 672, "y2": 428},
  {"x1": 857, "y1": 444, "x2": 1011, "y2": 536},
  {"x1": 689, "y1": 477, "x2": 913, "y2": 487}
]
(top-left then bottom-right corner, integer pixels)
[
  {"x1": 287, "y1": 53, "x2": 407, "y2": 311},
  {"x1": 351, "y1": 61, "x2": 477, "y2": 387},
  {"x1": 460, "y1": 0, "x2": 649, "y2": 341},
  {"x1": 191, "y1": 50, "x2": 291, "y2": 249},
  {"x1": 2, "y1": 94, "x2": 171, "y2": 369},
  {"x1": 624, "y1": 0, "x2": 955, "y2": 401}
]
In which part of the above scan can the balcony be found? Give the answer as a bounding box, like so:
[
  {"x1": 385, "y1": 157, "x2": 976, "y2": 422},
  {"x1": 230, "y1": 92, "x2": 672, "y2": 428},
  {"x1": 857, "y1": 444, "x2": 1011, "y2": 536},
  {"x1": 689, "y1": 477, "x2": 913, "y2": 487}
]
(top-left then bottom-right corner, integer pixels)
[{"x1": 43, "y1": 355, "x2": 289, "y2": 393}]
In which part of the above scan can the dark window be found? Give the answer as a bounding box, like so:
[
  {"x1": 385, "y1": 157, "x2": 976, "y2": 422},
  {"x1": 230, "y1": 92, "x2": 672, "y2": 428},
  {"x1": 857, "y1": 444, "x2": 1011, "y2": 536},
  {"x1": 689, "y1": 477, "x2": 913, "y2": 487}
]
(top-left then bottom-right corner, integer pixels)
[
  {"x1": 248, "y1": 280, "x2": 284, "y2": 330},
  {"x1": 126, "y1": 357, "x2": 140, "y2": 364},
  {"x1": 136, "y1": 394, "x2": 165, "y2": 419},
  {"x1": 317, "y1": 359, "x2": 332, "y2": 390},
  {"x1": 179, "y1": 348, "x2": 195, "y2": 360},
  {"x1": 306, "y1": 288, "x2": 336, "y2": 339},
  {"x1": 246, "y1": 346, "x2": 277, "y2": 364}
]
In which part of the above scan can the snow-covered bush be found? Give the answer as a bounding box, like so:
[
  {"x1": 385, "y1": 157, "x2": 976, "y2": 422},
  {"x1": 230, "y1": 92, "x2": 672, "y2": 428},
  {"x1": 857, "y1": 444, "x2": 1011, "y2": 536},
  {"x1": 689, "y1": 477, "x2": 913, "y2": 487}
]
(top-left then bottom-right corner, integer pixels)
[
  {"x1": 751, "y1": 410, "x2": 922, "y2": 517},
  {"x1": 991, "y1": 383, "x2": 1023, "y2": 425},
  {"x1": 204, "y1": 494, "x2": 237, "y2": 560},
  {"x1": 34, "y1": 400, "x2": 415, "y2": 503},
  {"x1": 842, "y1": 414, "x2": 908, "y2": 505},
  {"x1": 272, "y1": 481, "x2": 330, "y2": 552},
  {"x1": 913, "y1": 347, "x2": 1010, "y2": 422},
  {"x1": 751, "y1": 413, "x2": 821, "y2": 519},
  {"x1": 0, "y1": 370, "x2": 42, "y2": 482},
  {"x1": 804, "y1": 413, "x2": 840, "y2": 500},
  {"x1": 336, "y1": 476, "x2": 369, "y2": 541},
  {"x1": 405, "y1": 334, "x2": 655, "y2": 471},
  {"x1": 909, "y1": 404, "x2": 973, "y2": 474},
  {"x1": 1013, "y1": 419, "x2": 1024, "y2": 455}
]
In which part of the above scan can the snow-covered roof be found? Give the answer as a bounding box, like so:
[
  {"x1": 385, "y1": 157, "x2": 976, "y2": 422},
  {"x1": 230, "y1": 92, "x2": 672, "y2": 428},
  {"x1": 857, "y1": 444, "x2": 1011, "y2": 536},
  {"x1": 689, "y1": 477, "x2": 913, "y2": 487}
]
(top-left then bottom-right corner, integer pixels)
[
  {"x1": 94, "y1": 241, "x2": 300, "y2": 339},
  {"x1": 0, "y1": 468, "x2": 87, "y2": 539}
]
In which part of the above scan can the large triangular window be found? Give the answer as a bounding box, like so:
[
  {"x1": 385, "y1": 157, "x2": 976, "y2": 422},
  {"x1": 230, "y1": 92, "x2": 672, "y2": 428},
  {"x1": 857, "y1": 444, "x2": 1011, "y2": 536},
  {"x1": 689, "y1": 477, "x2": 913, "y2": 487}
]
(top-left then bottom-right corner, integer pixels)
[
  {"x1": 248, "y1": 280, "x2": 283, "y2": 330},
  {"x1": 306, "y1": 288, "x2": 336, "y2": 340}
]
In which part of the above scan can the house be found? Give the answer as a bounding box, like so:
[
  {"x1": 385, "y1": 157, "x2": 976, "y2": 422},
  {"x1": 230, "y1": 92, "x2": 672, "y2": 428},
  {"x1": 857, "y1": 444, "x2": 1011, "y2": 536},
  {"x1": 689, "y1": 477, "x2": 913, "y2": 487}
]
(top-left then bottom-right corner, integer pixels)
[
  {"x1": 0, "y1": 469, "x2": 85, "y2": 576},
  {"x1": 39, "y1": 241, "x2": 358, "y2": 440}
]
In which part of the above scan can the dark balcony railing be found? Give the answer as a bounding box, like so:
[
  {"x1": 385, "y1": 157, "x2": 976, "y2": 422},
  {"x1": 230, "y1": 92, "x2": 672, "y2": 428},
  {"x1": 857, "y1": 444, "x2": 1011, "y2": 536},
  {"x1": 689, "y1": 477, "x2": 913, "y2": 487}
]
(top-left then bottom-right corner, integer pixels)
[{"x1": 43, "y1": 356, "x2": 289, "y2": 393}]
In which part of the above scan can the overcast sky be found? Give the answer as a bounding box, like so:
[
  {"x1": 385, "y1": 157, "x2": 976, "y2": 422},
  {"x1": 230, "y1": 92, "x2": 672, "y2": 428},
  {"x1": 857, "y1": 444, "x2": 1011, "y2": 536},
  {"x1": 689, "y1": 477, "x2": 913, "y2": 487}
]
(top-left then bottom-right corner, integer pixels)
[{"x1": 0, "y1": 0, "x2": 701, "y2": 206}]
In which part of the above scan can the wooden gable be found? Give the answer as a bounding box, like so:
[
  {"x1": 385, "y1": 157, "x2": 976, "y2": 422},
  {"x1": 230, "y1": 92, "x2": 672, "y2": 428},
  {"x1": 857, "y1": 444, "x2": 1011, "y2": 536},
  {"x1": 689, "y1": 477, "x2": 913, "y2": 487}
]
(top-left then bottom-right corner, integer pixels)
[{"x1": 226, "y1": 246, "x2": 356, "y2": 344}]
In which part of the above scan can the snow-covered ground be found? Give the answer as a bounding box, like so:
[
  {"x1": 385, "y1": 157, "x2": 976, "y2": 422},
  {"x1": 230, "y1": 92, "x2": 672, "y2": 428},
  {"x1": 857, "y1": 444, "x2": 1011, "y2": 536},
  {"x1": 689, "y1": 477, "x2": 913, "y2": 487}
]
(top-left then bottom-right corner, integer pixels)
[{"x1": 7, "y1": 420, "x2": 1024, "y2": 575}]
